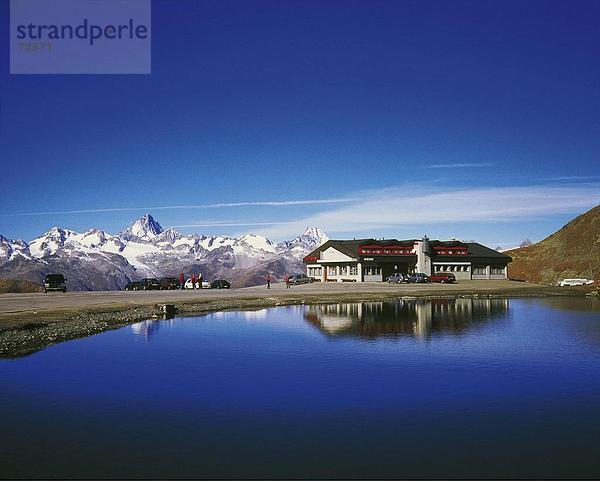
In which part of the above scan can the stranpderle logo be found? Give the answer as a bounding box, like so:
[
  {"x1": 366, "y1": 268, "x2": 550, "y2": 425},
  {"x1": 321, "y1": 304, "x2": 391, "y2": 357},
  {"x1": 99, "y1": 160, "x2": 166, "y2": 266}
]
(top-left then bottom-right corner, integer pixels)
[{"x1": 10, "y1": 0, "x2": 151, "y2": 74}]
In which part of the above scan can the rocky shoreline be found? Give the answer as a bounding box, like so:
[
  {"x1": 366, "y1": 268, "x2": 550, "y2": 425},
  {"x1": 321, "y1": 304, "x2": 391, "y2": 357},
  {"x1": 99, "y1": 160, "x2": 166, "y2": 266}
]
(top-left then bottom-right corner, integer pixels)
[{"x1": 1, "y1": 283, "x2": 597, "y2": 358}]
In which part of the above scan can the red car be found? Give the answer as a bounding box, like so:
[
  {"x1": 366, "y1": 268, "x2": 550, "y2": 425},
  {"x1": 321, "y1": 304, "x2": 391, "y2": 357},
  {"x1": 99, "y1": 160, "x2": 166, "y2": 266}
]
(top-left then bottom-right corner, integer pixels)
[{"x1": 429, "y1": 272, "x2": 456, "y2": 283}]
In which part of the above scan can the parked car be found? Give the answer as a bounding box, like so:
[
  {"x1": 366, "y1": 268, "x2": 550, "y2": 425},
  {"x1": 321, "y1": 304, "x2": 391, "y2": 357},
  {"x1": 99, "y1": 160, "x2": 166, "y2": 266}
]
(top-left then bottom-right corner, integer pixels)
[
  {"x1": 140, "y1": 278, "x2": 160, "y2": 290},
  {"x1": 559, "y1": 278, "x2": 594, "y2": 286},
  {"x1": 43, "y1": 273, "x2": 66, "y2": 293},
  {"x1": 211, "y1": 279, "x2": 231, "y2": 289},
  {"x1": 387, "y1": 273, "x2": 410, "y2": 283},
  {"x1": 289, "y1": 273, "x2": 313, "y2": 285},
  {"x1": 124, "y1": 281, "x2": 141, "y2": 291},
  {"x1": 408, "y1": 273, "x2": 430, "y2": 283},
  {"x1": 159, "y1": 277, "x2": 179, "y2": 290},
  {"x1": 429, "y1": 272, "x2": 456, "y2": 283},
  {"x1": 184, "y1": 278, "x2": 212, "y2": 289}
]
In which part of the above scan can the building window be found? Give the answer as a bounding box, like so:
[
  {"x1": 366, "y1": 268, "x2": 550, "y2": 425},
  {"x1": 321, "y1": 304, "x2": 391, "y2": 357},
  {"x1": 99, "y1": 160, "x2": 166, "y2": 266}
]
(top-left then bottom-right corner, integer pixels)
[
  {"x1": 473, "y1": 265, "x2": 487, "y2": 275},
  {"x1": 328, "y1": 266, "x2": 336, "y2": 276},
  {"x1": 490, "y1": 266, "x2": 505, "y2": 275},
  {"x1": 350, "y1": 266, "x2": 358, "y2": 275},
  {"x1": 340, "y1": 266, "x2": 348, "y2": 275}
]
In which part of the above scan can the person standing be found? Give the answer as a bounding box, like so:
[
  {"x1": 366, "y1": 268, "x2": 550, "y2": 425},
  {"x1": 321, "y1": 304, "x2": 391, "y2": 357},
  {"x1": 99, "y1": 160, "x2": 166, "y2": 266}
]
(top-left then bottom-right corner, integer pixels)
[
  {"x1": 179, "y1": 272, "x2": 185, "y2": 290},
  {"x1": 285, "y1": 274, "x2": 290, "y2": 289},
  {"x1": 191, "y1": 274, "x2": 197, "y2": 289},
  {"x1": 198, "y1": 273, "x2": 203, "y2": 289},
  {"x1": 267, "y1": 274, "x2": 271, "y2": 289}
]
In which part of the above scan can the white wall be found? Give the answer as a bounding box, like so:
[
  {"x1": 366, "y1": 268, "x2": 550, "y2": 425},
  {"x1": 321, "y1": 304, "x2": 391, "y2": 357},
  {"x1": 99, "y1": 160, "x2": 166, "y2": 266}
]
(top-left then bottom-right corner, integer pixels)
[
  {"x1": 414, "y1": 241, "x2": 432, "y2": 275},
  {"x1": 321, "y1": 247, "x2": 355, "y2": 262}
]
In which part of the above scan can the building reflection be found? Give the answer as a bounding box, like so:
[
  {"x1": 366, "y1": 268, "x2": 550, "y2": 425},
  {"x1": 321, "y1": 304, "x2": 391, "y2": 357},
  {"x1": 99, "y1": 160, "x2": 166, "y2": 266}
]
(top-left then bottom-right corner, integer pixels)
[
  {"x1": 304, "y1": 298, "x2": 509, "y2": 340},
  {"x1": 131, "y1": 318, "x2": 176, "y2": 341}
]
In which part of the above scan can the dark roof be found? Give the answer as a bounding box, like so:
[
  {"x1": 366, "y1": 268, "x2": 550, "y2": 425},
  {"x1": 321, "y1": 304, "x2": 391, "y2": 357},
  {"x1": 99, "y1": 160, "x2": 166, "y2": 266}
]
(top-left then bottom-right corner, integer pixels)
[
  {"x1": 463, "y1": 243, "x2": 512, "y2": 260},
  {"x1": 304, "y1": 239, "x2": 512, "y2": 262}
]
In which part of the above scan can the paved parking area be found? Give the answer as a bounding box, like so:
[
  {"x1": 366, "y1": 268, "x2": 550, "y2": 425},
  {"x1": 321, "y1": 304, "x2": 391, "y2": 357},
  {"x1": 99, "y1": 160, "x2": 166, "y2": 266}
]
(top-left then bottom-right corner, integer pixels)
[{"x1": 0, "y1": 280, "x2": 568, "y2": 320}]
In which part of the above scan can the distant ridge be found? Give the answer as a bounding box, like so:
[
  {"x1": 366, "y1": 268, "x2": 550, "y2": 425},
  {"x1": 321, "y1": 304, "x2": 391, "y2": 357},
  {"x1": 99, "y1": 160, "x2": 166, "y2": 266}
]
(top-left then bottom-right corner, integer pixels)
[
  {"x1": 0, "y1": 215, "x2": 328, "y2": 290},
  {"x1": 506, "y1": 204, "x2": 600, "y2": 284}
]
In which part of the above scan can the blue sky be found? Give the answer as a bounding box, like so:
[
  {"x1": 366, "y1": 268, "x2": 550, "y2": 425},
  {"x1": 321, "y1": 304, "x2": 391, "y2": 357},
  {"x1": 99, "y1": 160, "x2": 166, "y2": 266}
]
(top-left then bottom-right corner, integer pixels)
[{"x1": 1, "y1": 0, "x2": 599, "y2": 247}]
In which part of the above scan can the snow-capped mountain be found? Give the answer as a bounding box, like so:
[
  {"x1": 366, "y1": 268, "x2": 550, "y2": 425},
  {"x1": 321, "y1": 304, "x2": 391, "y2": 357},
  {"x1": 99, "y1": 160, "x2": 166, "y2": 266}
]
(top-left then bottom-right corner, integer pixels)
[
  {"x1": 119, "y1": 213, "x2": 164, "y2": 241},
  {"x1": 0, "y1": 214, "x2": 328, "y2": 290},
  {"x1": 0, "y1": 235, "x2": 32, "y2": 261}
]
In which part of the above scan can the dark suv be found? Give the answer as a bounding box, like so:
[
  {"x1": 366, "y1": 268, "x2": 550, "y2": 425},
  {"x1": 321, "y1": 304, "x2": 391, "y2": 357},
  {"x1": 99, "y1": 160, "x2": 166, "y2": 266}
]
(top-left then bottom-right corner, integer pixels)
[
  {"x1": 211, "y1": 279, "x2": 231, "y2": 289},
  {"x1": 387, "y1": 273, "x2": 410, "y2": 283},
  {"x1": 159, "y1": 277, "x2": 179, "y2": 290},
  {"x1": 124, "y1": 281, "x2": 141, "y2": 291},
  {"x1": 140, "y1": 278, "x2": 160, "y2": 290},
  {"x1": 289, "y1": 273, "x2": 313, "y2": 285},
  {"x1": 44, "y1": 274, "x2": 67, "y2": 293},
  {"x1": 408, "y1": 273, "x2": 430, "y2": 283}
]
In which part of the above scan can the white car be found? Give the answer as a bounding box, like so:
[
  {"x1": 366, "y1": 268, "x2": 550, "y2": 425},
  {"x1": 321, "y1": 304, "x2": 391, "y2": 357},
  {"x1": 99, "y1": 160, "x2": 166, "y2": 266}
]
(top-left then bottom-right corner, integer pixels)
[
  {"x1": 559, "y1": 278, "x2": 594, "y2": 286},
  {"x1": 184, "y1": 278, "x2": 211, "y2": 289}
]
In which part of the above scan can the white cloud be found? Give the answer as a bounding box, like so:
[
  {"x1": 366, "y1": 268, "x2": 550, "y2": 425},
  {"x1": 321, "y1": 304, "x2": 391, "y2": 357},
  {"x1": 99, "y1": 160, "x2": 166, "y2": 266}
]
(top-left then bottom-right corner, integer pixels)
[
  {"x1": 3, "y1": 197, "x2": 359, "y2": 217},
  {"x1": 424, "y1": 163, "x2": 494, "y2": 169},
  {"x1": 172, "y1": 221, "x2": 299, "y2": 228},
  {"x1": 543, "y1": 175, "x2": 600, "y2": 181},
  {"x1": 256, "y1": 184, "x2": 600, "y2": 240}
]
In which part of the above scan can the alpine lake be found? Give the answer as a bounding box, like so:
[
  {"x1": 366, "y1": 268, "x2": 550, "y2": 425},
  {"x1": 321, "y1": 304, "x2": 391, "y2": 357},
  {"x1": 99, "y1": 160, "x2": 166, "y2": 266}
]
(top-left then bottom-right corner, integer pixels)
[{"x1": 1, "y1": 297, "x2": 600, "y2": 479}]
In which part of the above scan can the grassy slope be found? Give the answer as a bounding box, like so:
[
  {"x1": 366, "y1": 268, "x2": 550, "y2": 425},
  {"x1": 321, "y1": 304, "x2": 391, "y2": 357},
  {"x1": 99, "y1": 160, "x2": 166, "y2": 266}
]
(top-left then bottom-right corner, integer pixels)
[
  {"x1": 506, "y1": 204, "x2": 600, "y2": 284},
  {"x1": 0, "y1": 279, "x2": 43, "y2": 293}
]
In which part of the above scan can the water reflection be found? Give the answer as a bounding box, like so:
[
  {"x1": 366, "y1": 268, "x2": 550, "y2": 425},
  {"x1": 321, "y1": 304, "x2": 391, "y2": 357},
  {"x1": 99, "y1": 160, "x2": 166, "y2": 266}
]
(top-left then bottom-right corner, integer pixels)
[
  {"x1": 304, "y1": 298, "x2": 509, "y2": 340},
  {"x1": 536, "y1": 296, "x2": 600, "y2": 313},
  {"x1": 130, "y1": 319, "x2": 176, "y2": 341}
]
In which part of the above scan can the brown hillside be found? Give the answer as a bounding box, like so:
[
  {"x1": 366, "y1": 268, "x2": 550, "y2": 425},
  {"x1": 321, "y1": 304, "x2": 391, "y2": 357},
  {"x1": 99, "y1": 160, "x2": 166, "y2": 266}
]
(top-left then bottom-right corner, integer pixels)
[
  {"x1": 506, "y1": 204, "x2": 600, "y2": 284},
  {"x1": 0, "y1": 279, "x2": 43, "y2": 293}
]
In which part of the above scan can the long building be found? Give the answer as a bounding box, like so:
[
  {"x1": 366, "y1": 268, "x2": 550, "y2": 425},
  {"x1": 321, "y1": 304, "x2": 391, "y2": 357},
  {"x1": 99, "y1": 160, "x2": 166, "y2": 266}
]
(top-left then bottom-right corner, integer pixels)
[{"x1": 303, "y1": 236, "x2": 512, "y2": 282}]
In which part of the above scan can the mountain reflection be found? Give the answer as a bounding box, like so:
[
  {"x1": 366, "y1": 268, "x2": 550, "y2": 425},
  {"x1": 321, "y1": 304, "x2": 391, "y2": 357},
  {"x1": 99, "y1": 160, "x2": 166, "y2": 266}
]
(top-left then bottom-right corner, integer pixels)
[{"x1": 304, "y1": 298, "x2": 509, "y2": 340}]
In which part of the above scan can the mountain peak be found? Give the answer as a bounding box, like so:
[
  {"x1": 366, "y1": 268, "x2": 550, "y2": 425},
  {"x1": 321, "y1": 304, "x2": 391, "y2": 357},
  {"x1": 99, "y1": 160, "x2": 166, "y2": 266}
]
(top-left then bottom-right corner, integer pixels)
[
  {"x1": 156, "y1": 227, "x2": 181, "y2": 243},
  {"x1": 519, "y1": 238, "x2": 533, "y2": 248},
  {"x1": 302, "y1": 227, "x2": 328, "y2": 242},
  {"x1": 238, "y1": 233, "x2": 276, "y2": 252},
  {"x1": 276, "y1": 226, "x2": 328, "y2": 252},
  {"x1": 121, "y1": 214, "x2": 163, "y2": 240}
]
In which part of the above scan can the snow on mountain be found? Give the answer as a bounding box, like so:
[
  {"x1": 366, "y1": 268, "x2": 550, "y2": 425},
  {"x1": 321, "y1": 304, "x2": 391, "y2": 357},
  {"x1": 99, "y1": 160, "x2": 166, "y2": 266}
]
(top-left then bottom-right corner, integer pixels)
[
  {"x1": 77, "y1": 229, "x2": 126, "y2": 252},
  {"x1": 119, "y1": 213, "x2": 163, "y2": 241},
  {"x1": 519, "y1": 238, "x2": 534, "y2": 248},
  {"x1": 156, "y1": 227, "x2": 182, "y2": 244},
  {"x1": 0, "y1": 235, "x2": 32, "y2": 261},
  {"x1": 0, "y1": 215, "x2": 329, "y2": 290},
  {"x1": 237, "y1": 233, "x2": 277, "y2": 253},
  {"x1": 29, "y1": 227, "x2": 80, "y2": 258},
  {"x1": 277, "y1": 227, "x2": 329, "y2": 258}
]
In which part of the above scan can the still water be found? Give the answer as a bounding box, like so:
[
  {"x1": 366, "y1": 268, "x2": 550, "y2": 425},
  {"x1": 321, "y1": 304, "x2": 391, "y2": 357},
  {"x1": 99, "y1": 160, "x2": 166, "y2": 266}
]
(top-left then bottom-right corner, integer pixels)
[{"x1": 1, "y1": 297, "x2": 600, "y2": 479}]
